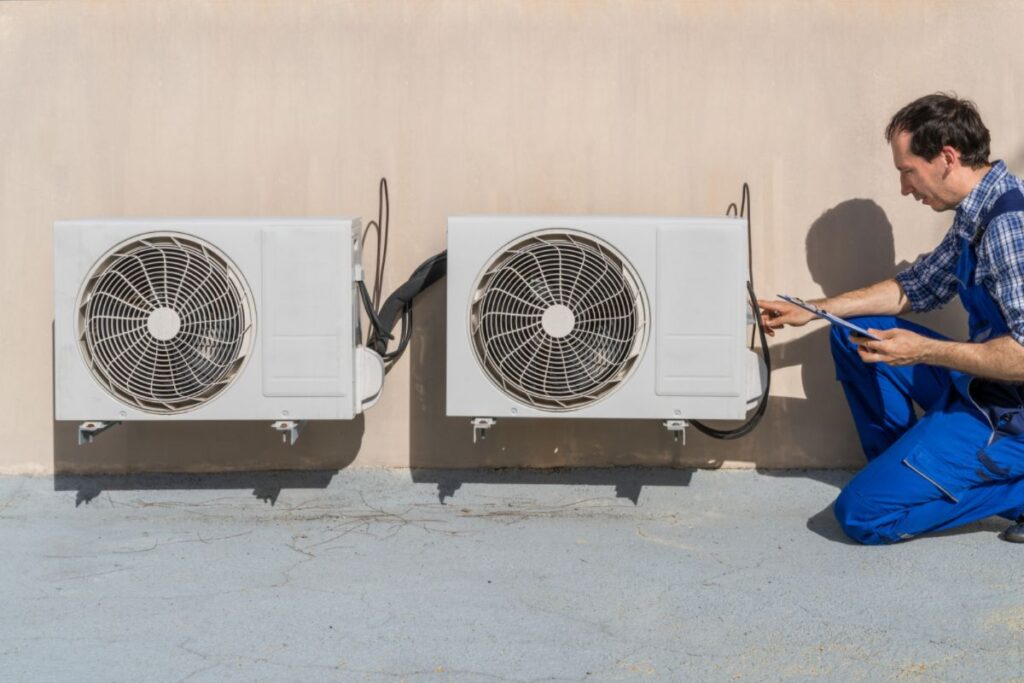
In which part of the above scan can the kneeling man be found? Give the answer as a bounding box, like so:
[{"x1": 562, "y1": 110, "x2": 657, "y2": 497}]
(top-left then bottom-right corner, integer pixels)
[{"x1": 761, "y1": 93, "x2": 1024, "y2": 544}]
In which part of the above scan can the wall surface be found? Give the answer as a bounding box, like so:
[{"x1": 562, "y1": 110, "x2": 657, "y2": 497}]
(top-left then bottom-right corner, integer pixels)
[{"x1": 3, "y1": 0, "x2": 1023, "y2": 474}]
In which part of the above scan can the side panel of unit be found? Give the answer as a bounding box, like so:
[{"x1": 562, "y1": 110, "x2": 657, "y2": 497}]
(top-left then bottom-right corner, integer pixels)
[
  {"x1": 654, "y1": 222, "x2": 746, "y2": 398},
  {"x1": 261, "y1": 226, "x2": 353, "y2": 400}
]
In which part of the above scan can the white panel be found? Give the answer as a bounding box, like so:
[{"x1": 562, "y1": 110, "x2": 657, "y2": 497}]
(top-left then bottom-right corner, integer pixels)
[
  {"x1": 261, "y1": 227, "x2": 348, "y2": 397},
  {"x1": 655, "y1": 223, "x2": 744, "y2": 397}
]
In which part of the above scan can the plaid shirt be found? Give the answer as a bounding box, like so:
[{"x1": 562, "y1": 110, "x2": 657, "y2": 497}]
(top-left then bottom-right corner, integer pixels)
[{"x1": 895, "y1": 160, "x2": 1024, "y2": 345}]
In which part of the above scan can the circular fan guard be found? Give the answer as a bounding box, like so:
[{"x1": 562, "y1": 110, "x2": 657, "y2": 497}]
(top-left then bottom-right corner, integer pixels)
[
  {"x1": 77, "y1": 232, "x2": 255, "y2": 414},
  {"x1": 470, "y1": 230, "x2": 649, "y2": 411}
]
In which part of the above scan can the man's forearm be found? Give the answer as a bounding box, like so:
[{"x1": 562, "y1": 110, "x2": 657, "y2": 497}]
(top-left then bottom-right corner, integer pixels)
[
  {"x1": 924, "y1": 335, "x2": 1024, "y2": 382},
  {"x1": 811, "y1": 278, "x2": 911, "y2": 319}
]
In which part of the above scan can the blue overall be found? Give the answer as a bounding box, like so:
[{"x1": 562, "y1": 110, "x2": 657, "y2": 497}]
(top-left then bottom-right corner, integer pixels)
[{"x1": 831, "y1": 189, "x2": 1024, "y2": 544}]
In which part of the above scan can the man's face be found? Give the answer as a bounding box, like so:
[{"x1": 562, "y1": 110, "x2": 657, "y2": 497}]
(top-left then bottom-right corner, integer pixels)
[{"x1": 890, "y1": 130, "x2": 954, "y2": 212}]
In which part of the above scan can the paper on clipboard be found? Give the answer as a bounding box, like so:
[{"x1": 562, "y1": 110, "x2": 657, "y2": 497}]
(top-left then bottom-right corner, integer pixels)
[{"x1": 776, "y1": 294, "x2": 882, "y2": 341}]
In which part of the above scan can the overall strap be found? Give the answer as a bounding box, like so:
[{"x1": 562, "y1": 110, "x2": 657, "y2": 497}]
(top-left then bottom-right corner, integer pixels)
[{"x1": 974, "y1": 188, "x2": 1024, "y2": 246}]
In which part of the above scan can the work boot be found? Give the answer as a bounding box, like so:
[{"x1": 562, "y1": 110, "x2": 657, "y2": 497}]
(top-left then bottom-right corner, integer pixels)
[{"x1": 1001, "y1": 516, "x2": 1024, "y2": 543}]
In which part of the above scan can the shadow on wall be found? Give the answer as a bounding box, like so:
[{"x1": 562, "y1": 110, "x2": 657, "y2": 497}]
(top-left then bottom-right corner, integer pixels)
[
  {"x1": 54, "y1": 415, "x2": 364, "y2": 473},
  {"x1": 53, "y1": 412, "x2": 364, "y2": 502},
  {"x1": 408, "y1": 199, "x2": 969, "y2": 483}
]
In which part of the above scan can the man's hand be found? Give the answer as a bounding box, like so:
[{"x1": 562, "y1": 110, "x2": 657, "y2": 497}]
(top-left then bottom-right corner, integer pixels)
[
  {"x1": 757, "y1": 298, "x2": 817, "y2": 336},
  {"x1": 851, "y1": 328, "x2": 938, "y2": 366}
]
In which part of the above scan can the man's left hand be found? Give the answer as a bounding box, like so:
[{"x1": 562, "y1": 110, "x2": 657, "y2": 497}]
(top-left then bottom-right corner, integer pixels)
[{"x1": 851, "y1": 328, "x2": 936, "y2": 366}]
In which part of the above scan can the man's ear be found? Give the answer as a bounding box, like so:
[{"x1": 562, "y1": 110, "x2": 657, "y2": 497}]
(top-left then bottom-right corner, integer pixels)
[{"x1": 941, "y1": 145, "x2": 960, "y2": 172}]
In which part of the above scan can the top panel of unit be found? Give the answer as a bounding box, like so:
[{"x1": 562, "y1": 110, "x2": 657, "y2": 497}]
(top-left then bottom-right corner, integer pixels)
[
  {"x1": 56, "y1": 217, "x2": 359, "y2": 230},
  {"x1": 449, "y1": 215, "x2": 741, "y2": 225}
]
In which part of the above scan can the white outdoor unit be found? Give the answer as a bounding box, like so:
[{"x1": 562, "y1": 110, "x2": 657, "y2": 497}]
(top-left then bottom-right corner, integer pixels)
[
  {"x1": 54, "y1": 218, "x2": 383, "y2": 444},
  {"x1": 446, "y1": 216, "x2": 765, "y2": 439}
]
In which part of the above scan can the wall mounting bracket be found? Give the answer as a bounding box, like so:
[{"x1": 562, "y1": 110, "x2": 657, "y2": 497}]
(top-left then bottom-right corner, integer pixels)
[
  {"x1": 77, "y1": 421, "x2": 121, "y2": 446},
  {"x1": 271, "y1": 420, "x2": 305, "y2": 446},
  {"x1": 471, "y1": 417, "x2": 496, "y2": 443}
]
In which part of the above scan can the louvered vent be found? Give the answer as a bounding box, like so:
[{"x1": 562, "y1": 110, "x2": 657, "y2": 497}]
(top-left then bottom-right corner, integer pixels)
[
  {"x1": 76, "y1": 232, "x2": 255, "y2": 414},
  {"x1": 470, "y1": 230, "x2": 648, "y2": 411}
]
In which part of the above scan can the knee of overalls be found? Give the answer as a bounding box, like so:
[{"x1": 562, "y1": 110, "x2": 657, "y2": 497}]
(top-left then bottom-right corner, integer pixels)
[{"x1": 833, "y1": 486, "x2": 891, "y2": 546}]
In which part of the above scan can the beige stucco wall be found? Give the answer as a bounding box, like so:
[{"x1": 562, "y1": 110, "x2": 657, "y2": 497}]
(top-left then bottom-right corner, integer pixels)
[{"x1": 3, "y1": 0, "x2": 1023, "y2": 474}]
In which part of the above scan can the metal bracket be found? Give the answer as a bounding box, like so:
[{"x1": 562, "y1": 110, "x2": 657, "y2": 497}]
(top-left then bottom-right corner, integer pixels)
[
  {"x1": 271, "y1": 420, "x2": 305, "y2": 446},
  {"x1": 663, "y1": 419, "x2": 688, "y2": 444},
  {"x1": 471, "y1": 418, "x2": 496, "y2": 443},
  {"x1": 78, "y1": 421, "x2": 121, "y2": 446}
]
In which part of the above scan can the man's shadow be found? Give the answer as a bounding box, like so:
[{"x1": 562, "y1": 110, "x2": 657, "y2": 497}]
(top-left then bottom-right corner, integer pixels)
[{"x1": 779, "y1": 198, "x2": 967, "y2": 452}]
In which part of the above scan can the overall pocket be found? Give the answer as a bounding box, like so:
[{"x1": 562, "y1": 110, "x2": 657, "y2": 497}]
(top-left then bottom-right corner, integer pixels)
[
  {"x1": 900, "y1": 399, "x2": 1000, "y2": 503},
  {"x1": 903, "y1": 443, "x2": 964, "y2": 503}
]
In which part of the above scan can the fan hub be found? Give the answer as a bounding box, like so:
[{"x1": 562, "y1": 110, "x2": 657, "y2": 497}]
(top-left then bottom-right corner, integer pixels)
[
  {"x1": 147, "y1": 307, "x2": 182, "y2": 341},
  {"x1": 541, "y1": 304, "x2": 575, "y2": 338}
]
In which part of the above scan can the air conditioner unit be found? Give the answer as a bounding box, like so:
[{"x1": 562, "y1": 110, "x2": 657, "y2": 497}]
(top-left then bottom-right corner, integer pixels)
[
  {"x1": 54, "y1": 218, "x2": 383, "y2": 444},
  {"x1": 446, "y1": 216, "x2": 765, "y2": 439}
]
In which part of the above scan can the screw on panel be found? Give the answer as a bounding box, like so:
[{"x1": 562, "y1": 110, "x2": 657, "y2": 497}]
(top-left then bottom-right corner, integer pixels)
[
  {"x1": 271, "y1": 420, "x2": 305, "y2": 446},
  {"x1": 77, "y1": 421, "x2": 121, "y2": 446},
  {"x1": 471, "y1": 418, "x2": 496, "y2": 444},
  {"x1": 663, "y1": 419, "x2": 688, "y2": 444}
]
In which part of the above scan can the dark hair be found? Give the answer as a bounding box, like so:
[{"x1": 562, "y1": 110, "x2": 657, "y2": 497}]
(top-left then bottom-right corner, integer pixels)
[{"x1": 885, "y1": 93, "x2": 991, "y2": 168}]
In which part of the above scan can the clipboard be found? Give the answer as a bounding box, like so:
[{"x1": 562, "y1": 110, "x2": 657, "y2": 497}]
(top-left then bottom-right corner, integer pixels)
[{"x1": 776, "y1": 294, "x2": 882, "y2": 341}]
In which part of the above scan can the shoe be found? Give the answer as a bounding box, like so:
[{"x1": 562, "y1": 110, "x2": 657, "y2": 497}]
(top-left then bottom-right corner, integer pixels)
[{"x1": 1001, "y1": 516, "x2": 1024, "y2": 543}]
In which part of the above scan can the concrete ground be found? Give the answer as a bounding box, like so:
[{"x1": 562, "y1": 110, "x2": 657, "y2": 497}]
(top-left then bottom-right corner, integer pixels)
[{"x1": 2, "y1": 468, "x2": 1022, "y2": 682}]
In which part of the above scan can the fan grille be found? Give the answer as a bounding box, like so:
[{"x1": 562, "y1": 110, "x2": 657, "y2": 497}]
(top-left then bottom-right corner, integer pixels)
[
  {"x1": 76, "y1": 232, "x2": 255, "y2": 414},
  {"x1": 470, "y1": 230, "x2": 648, "y2": 411}
]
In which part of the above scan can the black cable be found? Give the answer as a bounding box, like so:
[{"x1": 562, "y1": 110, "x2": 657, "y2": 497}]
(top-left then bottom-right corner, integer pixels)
[
  {"x1": 689, "y1": 182, "x2": 771, "y2": 439},
  {"x1": 382, "y1": 306, "x2": 413, "y2": 365},
  {"x1": 726, "y1": 184, "x2": 755, "y2": 347},
  {"x1": 354, "y1": 177, "x2": 444, "y2": 371},
  {"x1": 375, "y1": 178, "x2": 390, "y2": 309},
  {"x1": 740, "y1": 183, "x2": 754, "y2": 348},
  {"x1": 360, "y1": 178, "x2": 390, "y2": 311},
  {"x1": 367, "y1": 251, "x2": 447, "y2": 364},
  {"x1": 357, "y1": 279, "x2": 393, "y2": 345}
]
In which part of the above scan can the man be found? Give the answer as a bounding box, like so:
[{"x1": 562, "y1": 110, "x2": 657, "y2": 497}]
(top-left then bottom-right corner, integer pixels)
[{"x1": 759, "y1": 93, "x2": 1024, "y2": 544}]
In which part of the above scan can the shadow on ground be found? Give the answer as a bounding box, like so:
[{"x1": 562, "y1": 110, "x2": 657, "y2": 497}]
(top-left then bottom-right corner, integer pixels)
[
  {"x1": 410, "y1": 466, "x2": 696, "y2": 505},
  {"x1": 53, "y1": 470, "x2": 342, "y2": 506}
]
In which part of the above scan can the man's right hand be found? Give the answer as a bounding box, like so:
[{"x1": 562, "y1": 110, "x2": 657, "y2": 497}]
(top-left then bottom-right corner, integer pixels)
[{"x1": 757, "y1": 298, "x2": 818, "y2": 337}]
